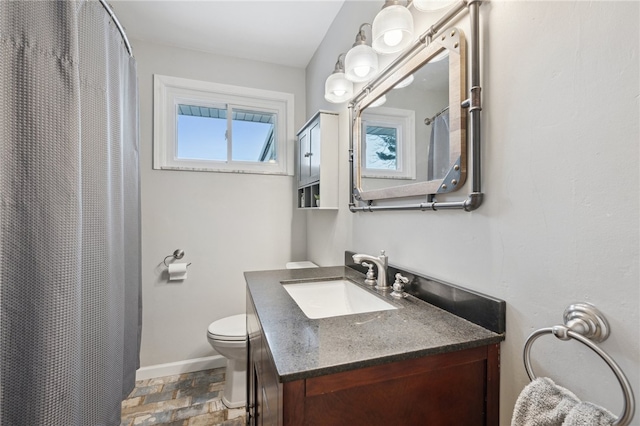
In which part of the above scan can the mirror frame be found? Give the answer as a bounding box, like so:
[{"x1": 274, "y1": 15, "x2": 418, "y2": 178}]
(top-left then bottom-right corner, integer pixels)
[{"x1": 351, "y1": 28, "x2": 466, "y2": 201}]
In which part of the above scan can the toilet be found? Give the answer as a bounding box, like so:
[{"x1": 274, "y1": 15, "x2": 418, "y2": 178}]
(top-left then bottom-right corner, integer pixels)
[
  {"x1": 207, "y1": 261, "x2": 317, "y2": 408},
  {"x1": 207, "y1": 314, "x2": 247, "y2": 408}
]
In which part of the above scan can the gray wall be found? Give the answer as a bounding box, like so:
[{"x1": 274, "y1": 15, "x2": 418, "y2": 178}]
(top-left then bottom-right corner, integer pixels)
[
  {"x1": 305, "y1": 1, "x2": 639, "y2": 424},
  {"x1": 134, "y1": 39, "x2": 307, "y2": 367}
]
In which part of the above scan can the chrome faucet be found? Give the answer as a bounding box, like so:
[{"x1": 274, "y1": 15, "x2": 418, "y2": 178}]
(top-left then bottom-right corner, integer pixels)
[{"x1": 352, "y1": 250, "x2": 389, "y2": 290}]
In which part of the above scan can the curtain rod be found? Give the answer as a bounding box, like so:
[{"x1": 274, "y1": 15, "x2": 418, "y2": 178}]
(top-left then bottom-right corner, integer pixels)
[
  {"x1": 424, "y1": 105, "x2": 449, "y2": 126},
  {"x1": 98, "y1": 0, "x2": 133, "y2": 57}
]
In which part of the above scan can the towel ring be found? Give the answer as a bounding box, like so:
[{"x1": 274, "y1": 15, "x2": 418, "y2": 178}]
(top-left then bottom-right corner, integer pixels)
[{"x1": 523, "y1": 303, "x2": 635, "y2": 426}]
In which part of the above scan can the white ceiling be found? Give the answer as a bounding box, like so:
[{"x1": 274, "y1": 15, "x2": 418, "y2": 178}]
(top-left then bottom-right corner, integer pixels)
[{"x1": 111, "y1": 0, "x2": 347, "y2": 68}]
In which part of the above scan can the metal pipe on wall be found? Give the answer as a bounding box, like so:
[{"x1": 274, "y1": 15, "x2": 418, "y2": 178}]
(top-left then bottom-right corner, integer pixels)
[{"x1": 468, "y1": 0, "x2": 482, "y2": 195}]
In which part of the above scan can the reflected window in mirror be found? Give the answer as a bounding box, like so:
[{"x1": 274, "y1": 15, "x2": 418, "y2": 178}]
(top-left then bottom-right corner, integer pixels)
[
  {"x1": 365, "y1": 124, "x2": 397, "y2": 171},
  {"x1": 361, "y1": 107, "x2": 415, "y2": 180}
]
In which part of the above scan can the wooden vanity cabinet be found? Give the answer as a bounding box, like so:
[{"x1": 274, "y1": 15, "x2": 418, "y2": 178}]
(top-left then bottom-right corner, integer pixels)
[
  {"x1": 247, "y1": 293, "x2": 500, "y2": 426},
  {"x1": 247, "y1": 295, "x2": 279, "y2": 425}
]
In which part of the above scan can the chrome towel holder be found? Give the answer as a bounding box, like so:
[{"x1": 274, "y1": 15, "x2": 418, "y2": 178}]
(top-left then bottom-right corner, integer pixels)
[{"x1": 523, "y1": 303, "x2": 635, "y2": 426}]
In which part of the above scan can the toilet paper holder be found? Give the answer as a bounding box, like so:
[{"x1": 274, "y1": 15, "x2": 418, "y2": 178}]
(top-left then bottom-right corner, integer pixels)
[{"x1": 163, "y1": 249, "x2": 192, "y2": 267}]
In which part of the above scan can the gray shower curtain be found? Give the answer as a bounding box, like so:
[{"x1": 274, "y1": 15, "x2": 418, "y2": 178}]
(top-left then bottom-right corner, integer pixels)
[
  {"x1": 0, "y1": 1, "x2": 141, "y2": 425},
  {"x1": 427, "y1": 111, "x2": 450, "y2": 181}
]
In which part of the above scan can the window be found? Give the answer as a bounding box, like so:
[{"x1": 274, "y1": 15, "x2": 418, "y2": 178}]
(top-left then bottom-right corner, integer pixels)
[
  {"x1": 361, "y1": 107, "x2": 415, "y2": 179},
  {"x1": 154, "y1": 75, "x2": 294, "y2": 175}
]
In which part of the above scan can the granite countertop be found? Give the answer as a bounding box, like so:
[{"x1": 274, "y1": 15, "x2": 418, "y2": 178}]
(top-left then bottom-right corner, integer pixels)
[{"x1": 245, "y1": 266, "x2": 505, "y2": 382}]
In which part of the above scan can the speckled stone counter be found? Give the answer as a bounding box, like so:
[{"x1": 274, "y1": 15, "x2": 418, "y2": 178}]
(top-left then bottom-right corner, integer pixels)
[{"x1": 245, "y1": 266, "x2": 505, "y2": 382}]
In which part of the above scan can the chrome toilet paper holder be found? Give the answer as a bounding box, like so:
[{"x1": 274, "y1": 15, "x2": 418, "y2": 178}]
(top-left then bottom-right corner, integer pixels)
[{"x1": 163, "y1": 249, "x2": 192, "y2": 267}]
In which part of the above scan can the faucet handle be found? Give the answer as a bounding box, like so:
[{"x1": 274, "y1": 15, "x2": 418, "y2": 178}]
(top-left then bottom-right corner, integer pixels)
[
  {"x1": 395, "y1": 273, "x2": 409, "y2": 284},
  {"x1": 361, "y1": 262, "x2": 377, "y2": 286},
  {"x1": 390, "y1": 273, "x2": 409, "y2": 298}
]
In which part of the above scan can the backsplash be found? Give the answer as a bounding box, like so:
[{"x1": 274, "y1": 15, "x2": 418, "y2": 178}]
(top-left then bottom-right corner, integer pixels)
[{"x1": 344, "y1": 251, "x2": 506, "y2": 334}]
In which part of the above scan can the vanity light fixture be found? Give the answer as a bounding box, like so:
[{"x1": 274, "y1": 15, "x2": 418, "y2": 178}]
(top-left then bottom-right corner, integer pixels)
[
  {"x1": 324, "y1": 53, "x2": 354, "y2": 104},
  {"x1": 345, "y1": 23, "x2": 379, "y2": 83},
  {"x1": 412, "y1": 0, "x2": 457, "y2": 12},
  {"x1": 393, "y1": 73, "x2": 414, "y2": 89},
  {"x1": 372, "y1": 0, "x2": 414, "y2": 54}
]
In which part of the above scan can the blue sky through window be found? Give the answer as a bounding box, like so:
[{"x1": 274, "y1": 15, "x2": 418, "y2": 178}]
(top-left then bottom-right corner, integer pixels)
[
  {"x1": 177, "y1": 115, "x2": 226, "y2": 160},
  {"x1": 177, "y1": 107, "x2": 275, "y2": 162},
  {"x1": 232, "y1": 119, "x2": 274, "y2": 161}
]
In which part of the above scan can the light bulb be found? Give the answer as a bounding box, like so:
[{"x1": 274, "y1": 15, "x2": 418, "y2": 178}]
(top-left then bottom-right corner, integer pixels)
[
  {"x1": 354, "y1": 66, "x2": 370, "y2": 77},
  {"x1": 372, "y1": 4, "x2": 413, "y2": 54},
  {"x1": 325, "y1": 70, "x2": 354, "y2": 103},
  {"x1": 383, "y1": 29, "x2": 403, "y2": 47},
  {"x1": 345, "y1": 43, "x2": 379, "y2": 82}
]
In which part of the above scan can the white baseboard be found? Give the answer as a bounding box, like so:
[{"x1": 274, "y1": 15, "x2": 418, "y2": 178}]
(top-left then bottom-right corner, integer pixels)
[{"x1": 136, "y1": 355, "x2": 227, "y2": 381}]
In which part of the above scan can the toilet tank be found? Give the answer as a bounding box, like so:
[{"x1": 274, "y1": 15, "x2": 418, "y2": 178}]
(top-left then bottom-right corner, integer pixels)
[{"x1": 285, "y1": 261, "x2": 318, "y2": 269}]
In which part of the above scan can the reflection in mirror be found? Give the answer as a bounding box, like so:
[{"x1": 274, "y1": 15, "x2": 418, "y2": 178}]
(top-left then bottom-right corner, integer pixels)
[
  {"x1": 361, "y1": 106, "x2": 415, "y2": 186},
  {"x1": 352, "y1": 27, "x2": 466, "y2": 201},
  {"x1": 360, "y1": 57, "x2": 448, "y2": 193},
  {"x1": 426, "y1": 105, "x2": 450, "y2": 180}
]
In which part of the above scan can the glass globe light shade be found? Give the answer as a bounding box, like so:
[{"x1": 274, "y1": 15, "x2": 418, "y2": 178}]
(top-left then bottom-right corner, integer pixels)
[
  {"x1": 412, "y1": 0, "x2": 456, "y2": 12},
  {"x1": 345, "y1": 44, "x2": 379, "y2": 82},
  {"x1": 324, "y1": 72, "x2": 354, "y2": 103},
  {"x1": 369, "y1": 95, "x2": 387, "y2": 108},
  {"x1": 393, "y1": 73, "x2": 414, "y2": 89},
  {"x1": 372, "y1": 5, "x2": 413, "y2": 54}
]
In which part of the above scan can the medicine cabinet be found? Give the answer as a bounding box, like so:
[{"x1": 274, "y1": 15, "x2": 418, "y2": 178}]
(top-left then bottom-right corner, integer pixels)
[{"x1": 297, "y1": 111, "x2": 339, "y2": 210}]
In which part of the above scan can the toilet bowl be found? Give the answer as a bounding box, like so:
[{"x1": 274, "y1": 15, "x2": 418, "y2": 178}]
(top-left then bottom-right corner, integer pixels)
[
  {"x1": 206, "y1": 261, "x2": 317, "y2": 408},
  {"x1": 207, "y1": 314, "x2": 247, "y2": 408}
]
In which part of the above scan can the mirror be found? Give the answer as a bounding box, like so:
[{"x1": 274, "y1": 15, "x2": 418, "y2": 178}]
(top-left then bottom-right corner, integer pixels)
[{"x1": 352, "y1": 28, "x2": 466, "y2": 201}]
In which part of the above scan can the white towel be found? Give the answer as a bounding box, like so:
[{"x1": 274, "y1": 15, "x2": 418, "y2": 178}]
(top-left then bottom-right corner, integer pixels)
[
  {"x1": 511, "y1": 377, "x2": 617, "y2": 426},
  {"x1": 564, "y1": 402, "x2": 615, "y2": 426},
  {"x1": 511, "y1": 377, "x2": 580, "y2": 426}
]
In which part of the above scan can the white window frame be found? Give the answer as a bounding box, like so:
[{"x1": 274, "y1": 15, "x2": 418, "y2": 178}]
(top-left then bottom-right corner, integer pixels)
[
  {"x1": 361, "y1": 107, "x2": 415, "y2": 180},
  {"x1": 153, "y1": 74, "x2": 294, "y2": 175}
]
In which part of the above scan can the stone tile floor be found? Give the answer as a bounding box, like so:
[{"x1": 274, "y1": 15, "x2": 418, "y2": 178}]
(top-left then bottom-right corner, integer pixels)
[{"x1": 120, "y1": 368, "x2": 246, "y2": 426}]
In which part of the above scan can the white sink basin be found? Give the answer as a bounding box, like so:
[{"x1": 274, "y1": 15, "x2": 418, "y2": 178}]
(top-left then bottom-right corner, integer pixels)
[{"x1": 282, "y1": 279, "x2": 397, "y2": 319}]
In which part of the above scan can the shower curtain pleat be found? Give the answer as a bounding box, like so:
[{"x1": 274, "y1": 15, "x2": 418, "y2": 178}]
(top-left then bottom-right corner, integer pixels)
[
  {"x1": 427, "y1": 111, "x2": 451, "y2": 181},
  {"x1": 0, "y1": 1, "x2": 140, "y2": 425}
]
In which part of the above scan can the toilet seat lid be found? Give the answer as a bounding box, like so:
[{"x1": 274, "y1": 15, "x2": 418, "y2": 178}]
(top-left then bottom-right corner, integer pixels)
[{"x1": 207, "y1": 314, "x2": 246, "y2": 341}]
